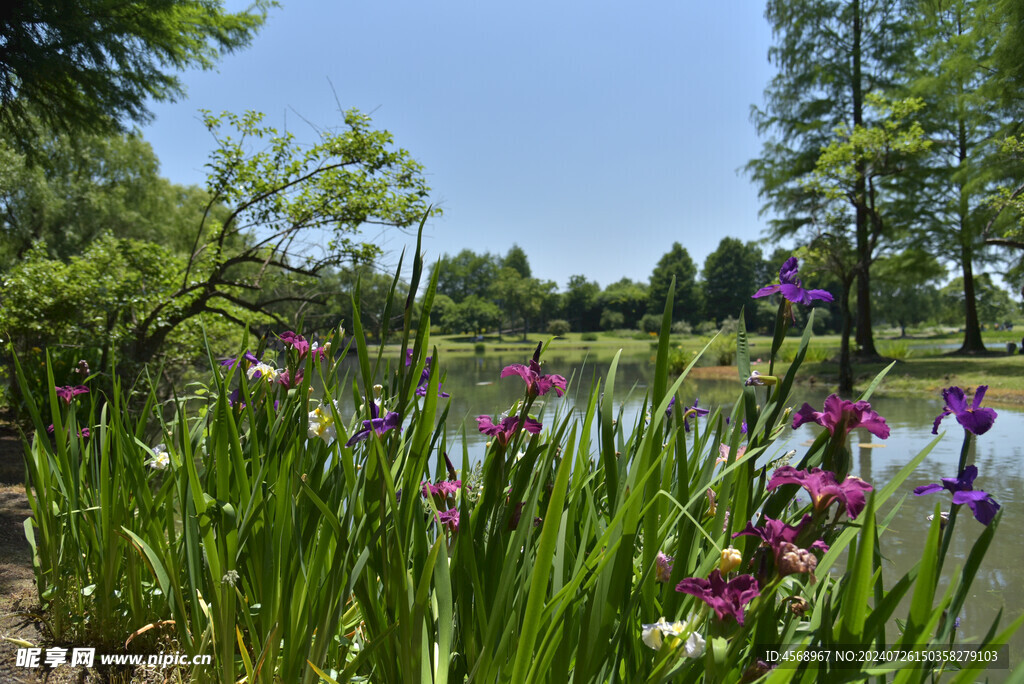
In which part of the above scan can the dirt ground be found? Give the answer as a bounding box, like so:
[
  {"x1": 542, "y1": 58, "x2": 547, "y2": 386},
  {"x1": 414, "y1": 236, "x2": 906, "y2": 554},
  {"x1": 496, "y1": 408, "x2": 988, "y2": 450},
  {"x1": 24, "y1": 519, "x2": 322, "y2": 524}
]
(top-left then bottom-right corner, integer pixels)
[{"x1": 0, "y1": 415, "x2": 46, "y2": 683}]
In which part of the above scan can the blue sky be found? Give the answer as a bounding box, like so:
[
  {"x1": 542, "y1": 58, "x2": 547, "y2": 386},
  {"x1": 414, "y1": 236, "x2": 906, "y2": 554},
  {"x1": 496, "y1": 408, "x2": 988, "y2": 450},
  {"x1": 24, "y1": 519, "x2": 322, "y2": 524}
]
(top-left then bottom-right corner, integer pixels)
[{"x1": 142, "y1": 2, "x2": 779, "y2": 290}]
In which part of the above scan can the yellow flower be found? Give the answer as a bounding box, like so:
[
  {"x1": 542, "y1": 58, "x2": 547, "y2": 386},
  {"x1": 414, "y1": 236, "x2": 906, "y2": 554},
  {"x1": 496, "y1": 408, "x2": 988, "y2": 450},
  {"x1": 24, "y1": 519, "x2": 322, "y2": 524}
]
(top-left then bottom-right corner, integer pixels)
[{"x1": 720, "y1": 546, "x2": 742, "y2": 574}]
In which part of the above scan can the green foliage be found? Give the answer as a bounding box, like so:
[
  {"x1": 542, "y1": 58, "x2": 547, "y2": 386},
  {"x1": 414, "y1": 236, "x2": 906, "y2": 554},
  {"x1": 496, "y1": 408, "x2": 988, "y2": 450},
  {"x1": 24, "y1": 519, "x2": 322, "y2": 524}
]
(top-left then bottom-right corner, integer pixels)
[
  {"x1": 0, "y1": 0, "x2": 271, "y2": 151},
  {"x1": 0, "y1": 129, "x2": 225, "y2": 267},
  {"x1": 0, "y1": 236, "x2": 249, "y2": 408},
  {"x1": 939, "y1": 274, "x2": 1017, "y2": 326},
  {"x1": 546, "y1": 319, "x2": 571, "y2": 337},
  {"x1": 702, "y1": 238, "x2": 763, "y2": 326},
  {"x1": 879, "y1": 340, "x2": 914, "y2": 360},
  {"x1": 695, "y1": 320, "x2": 718, "y2": 335},
  {"x1": 442, "y1": 295, "x2": 502, "y2": 336},
  {"x1": 671, "y1": 320, "x2": 693, "y2": 335},
  {"x1": 872, "y1": 250, "x2": 944, "y2": 336},
  {"x1": 581, "y1": 332, "x2": 599, "y2": 341},
  {"x1": 503, "y1": 243, "x2": 532, "y2": 278},
  {"x1": 708, "y1": 333, "x2": 737, "y2": 365},
  {"x1": 639, "y1": 313, "x2": 662, "y2": 335},
  {"x1": 648, "y1": 242, "x2": 702, "y2": 324},
  {"x1": 13, "y1": 239, "x2": 1021, "y2": 682},
  {"x1": 430, "y1": 249, "x2": 501, "y2": 303},
  {"x1": 564, "y1": 274, "x2": 602, "y2": 331},
  {"x1": 599, "y1": 308, "x2": 624, "y2": 331},
  {"x1": 598, "y1": 277, "x2": 649, "y2": 329}
]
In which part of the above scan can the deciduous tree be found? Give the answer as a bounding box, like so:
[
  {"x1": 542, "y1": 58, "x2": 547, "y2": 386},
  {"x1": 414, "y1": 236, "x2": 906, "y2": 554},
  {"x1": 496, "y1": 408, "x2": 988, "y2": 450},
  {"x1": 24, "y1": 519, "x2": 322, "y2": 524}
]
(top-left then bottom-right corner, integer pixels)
[
  {"x1": 648, "y1": 242, "x2": 701, "y2": 324},
  {"x1": 701, "y1": 238, "x2": 763, "y2": 325},
  {"x1": 0, "y1": 0, "x2": 270, "y2": 151},
  {"x1": 748, "y1": 0, "x2": 916, "y2": 359}
]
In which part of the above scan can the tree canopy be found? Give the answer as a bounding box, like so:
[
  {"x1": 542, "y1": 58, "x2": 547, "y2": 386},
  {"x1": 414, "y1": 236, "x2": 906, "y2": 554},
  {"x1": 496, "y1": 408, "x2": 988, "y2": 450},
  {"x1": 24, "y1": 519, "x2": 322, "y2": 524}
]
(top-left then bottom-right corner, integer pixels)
[
  {"x1": 0, "y1": 0, "x2": 271, "y2": 150},
  {"x1": 648, "y1": 242, "x2": 701, "y2": 324},
  {"x1": 702, "y1": 238, "x2": 764, "y2": 326}
]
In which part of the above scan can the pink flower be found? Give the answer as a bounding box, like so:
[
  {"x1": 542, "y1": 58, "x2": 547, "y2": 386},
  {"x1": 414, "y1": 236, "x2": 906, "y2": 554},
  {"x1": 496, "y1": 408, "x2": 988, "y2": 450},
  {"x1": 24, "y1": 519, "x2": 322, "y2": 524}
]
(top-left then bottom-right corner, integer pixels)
[
  {"x1": 768, "y1": 467, "x2": 873, "y2": 519},
  {"x1": 54, "y1": 385, "x2": 89, "y2": 405},
  {"x1": 476, "y1": 414, "x2": 542, "y2": 448},
  {"x1": 792, "y1": 394, "x2": 890, "y2": 440},
  {"x1": 676, "y1": 570, "x2": 760, "y2": 624},
  {"x1": 275, "y1": 369, "x2": 304, "y2": 389},
  {"x1": 422, "y1": 480, "x2": 461, "y2": 498},
  {"x1": 717, "y1": 443, "x2": 747, "y2": 465},
  {"x1": 279, "y1": 331, "x2": 310, "y2": 357},
  {"x1": 437, "y1": 508, "x2": 461, "y2": 532},
  {"x1": 500, "y1": 343, "x2": 567, "y2": 398}
]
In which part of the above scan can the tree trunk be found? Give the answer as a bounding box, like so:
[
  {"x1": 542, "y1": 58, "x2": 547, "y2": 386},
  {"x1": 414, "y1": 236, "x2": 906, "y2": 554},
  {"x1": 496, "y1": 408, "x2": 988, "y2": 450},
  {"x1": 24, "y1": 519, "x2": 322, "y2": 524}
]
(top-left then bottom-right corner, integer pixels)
[
  {"x1": 851, "y1": 0, "x2": 879, "y2": 360},
  {"x1": 954, "y1": 106, "x2": 986, "y2": 355},
  {"x1": 838, "y1": 280, "x2": 854, "y2": 396},
  {"x1": 957, "y1": 249, "x2": 986, "y2": 353}
]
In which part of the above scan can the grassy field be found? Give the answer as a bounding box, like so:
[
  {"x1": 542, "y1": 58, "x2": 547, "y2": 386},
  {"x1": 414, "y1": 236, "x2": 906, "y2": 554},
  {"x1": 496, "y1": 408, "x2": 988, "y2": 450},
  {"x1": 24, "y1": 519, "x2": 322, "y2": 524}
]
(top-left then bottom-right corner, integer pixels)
[{"x1": 418, "y1": 328, "x2": 1024, "y2": 404}]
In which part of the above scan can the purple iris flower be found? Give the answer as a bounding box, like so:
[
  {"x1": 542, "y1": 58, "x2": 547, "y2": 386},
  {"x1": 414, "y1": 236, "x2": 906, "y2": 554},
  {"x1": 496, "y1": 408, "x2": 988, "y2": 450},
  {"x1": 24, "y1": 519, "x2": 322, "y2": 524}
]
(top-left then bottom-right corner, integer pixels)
[
  {"x1": 46, "y1": 424, "x2": 90, "y2": 439},
  {"x1": 913, "y1": 466, "x2": 1000, "y2": 525},
  {"x1": 501, "y1": 343, "x2": 567, "y2": 398},
  {"x1": 275, "y1": 369, "x2": 303, "y2": 389},
  {"x1": 768, "y1": 466, "x2": 873, "y2": 519},
  {"x1": 666, "y1": 397, "x2": 709, "y2": 431},
  {"x1": 345, "y1": 402, "x2": 402, "y2": 446},
  {"x1": 932, "y1": 386, "x2": 997, "y2": 436},
  {"x1": 436, "y1": 508, "x2": 461, "y2": 532},
  {"x1": 675, "y1": 569, "x2": 760, "y2": 624},
  {"x1": 279, "y1": 331, "x2": 310, "y2": 356},
  {"x1": 476, "y1": 415, "x2": 543, "y2": 448},
  {"x1": 733, "y1": 514, "x2": 829, "y2": 554},
  {"x1": 752, "y1": 257, "x2": 833, "y2": 306},
  {"x1": 792, "y1": 394, "x2": 890, "y2": 440},
  {"x1": 682, "y1": 398, "x2": 710, "y2": 432},
  {"x1": 228, "y1": 388, "x2": 246, "y2": 409},
  {"x1": 54, "y1": 385, "x2": 89, "y2": 405},
  {"x1": 725, "y1": 417, "x2": 749, "y2": 434},
  {"x1": 414, "y1": 356, "x2": 450, "y2": 398},
  {"x1": 220, "y1": 351, "x2": 259, "y2": 369},
  {"x1": 422, "y1": 479, "x2": 461, "y2": 498}
]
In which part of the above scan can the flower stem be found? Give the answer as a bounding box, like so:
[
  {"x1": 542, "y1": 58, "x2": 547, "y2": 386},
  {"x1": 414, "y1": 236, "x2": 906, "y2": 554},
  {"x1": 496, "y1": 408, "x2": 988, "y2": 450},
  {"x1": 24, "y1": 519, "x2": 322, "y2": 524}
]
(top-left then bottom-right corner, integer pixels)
[{"x1": 937, "y1": 431, "x2": 972, "y2": 573}]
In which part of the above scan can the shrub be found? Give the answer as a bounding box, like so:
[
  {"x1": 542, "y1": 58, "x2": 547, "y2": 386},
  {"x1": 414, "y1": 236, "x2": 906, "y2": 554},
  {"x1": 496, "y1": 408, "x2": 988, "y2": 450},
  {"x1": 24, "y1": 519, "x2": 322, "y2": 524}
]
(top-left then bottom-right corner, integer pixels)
[
  {"x1": 581, "y1": 332, "x2": 598, "y2": 342},
  {"x1": 599, "y1": 309, "x2": 624, "y2": 330},
  {"x1": 880, "y1": 340, "x2": 913, "y2": 360},
  {"x1": 639, "y1": 313, "x2": 662, "y2": 334},
  {"x1": 546, "y1": 319, "x2": 571, "y2": 337},
  {"x1": 671, "y1": 320, "x2": 693, "y2": 335},
  {"x1": 695, "y1": 320, "x2": 718, "y2": 335}
]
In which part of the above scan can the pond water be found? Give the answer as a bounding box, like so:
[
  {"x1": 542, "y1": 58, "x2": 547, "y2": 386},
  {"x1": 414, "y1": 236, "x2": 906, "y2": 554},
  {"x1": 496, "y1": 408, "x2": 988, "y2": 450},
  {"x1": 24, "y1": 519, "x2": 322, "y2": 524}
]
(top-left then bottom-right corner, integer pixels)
[{"x1": 357, "y1": 349, "x2": 1024, "y2": 673}]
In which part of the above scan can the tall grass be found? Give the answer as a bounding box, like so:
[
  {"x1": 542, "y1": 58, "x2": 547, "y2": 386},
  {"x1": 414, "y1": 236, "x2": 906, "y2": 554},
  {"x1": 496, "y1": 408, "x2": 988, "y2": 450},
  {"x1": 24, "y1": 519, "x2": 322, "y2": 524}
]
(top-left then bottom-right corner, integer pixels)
[{"x1": 14, "y1": 237, "x2": 1024, "y2": 681}]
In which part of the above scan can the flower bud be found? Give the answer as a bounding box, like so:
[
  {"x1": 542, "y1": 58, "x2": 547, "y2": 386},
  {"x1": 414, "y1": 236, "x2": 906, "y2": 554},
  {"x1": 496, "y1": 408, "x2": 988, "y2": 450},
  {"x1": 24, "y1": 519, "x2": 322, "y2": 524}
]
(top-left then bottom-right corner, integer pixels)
[
  {"x1": 787, "y1": 596, "x2": 810, "y2": 616},
  {"x1": 655, "y1": 552, "x2": 674, "y2": 583},
  {"x1": 777, "y1": 542, "x2": 818, "y2": 580},
  {"x1": 720, "y1": 546, "x2": 742, "y2": 574}
]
